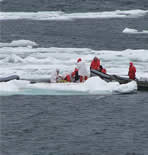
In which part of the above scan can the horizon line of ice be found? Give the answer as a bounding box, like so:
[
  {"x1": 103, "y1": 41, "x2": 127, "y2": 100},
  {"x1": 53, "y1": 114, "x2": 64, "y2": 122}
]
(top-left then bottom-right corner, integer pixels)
[{"x1": 0, "y1": 9, "x2": 148, "y2": 20}]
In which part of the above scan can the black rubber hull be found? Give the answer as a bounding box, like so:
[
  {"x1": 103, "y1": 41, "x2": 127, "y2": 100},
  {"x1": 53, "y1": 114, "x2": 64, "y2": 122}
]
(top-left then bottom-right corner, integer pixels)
[
  {"x1": 0, "y1": 75, "x2": 20, "y2": 82},
  {"x1": 20, "y1": 78, "x2": 51, "y2": 84},
  {"x1": 90, "y1": 69, "x2": 148, "y2": 91}
]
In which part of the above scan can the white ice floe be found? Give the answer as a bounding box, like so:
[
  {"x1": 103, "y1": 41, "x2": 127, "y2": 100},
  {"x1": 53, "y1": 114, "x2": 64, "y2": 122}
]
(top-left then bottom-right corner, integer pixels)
[
  {"x1": 0, "y1": 40, "x2": 148, "y2": 80},
  {"x1": 0, "y1": 76, "x2": 137, "y2": 96},
  {"x1": 123, "y1": 28, "x2": 148, "y2": 34},
  {"x1": 0, "y1": 40, "x2": 38, "y2": 48},
  {"x1": 28, "y1": 77, "x2": 137, "y2": 95},
  {"x1": 0, "y1": 9, "x2": 148, "y2": 21},
  {"x1": 0, "y1": 80, "x2": 30, "y2": 95},
  {"x1": 0, "y1": 39, "x2": 141, "y2": 96}
]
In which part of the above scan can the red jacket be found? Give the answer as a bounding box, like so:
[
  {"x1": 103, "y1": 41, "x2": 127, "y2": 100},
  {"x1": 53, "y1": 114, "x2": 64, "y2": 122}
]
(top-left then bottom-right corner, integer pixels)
[
  {"x1": 128, "y1": 63, "x2": 136, "y2": 80},
  {"x1": 72, "y1": 68, "x2": 78, "y2": 77},
  {"x1": 101, "y1": 68, "x2": 106, "y2": 74},
  {"x1": 90, "y1": 59, "x2": 100, "y2": 70},
  {"x1": 64, "y1": 74, "x2": 71, "y2": 82}
]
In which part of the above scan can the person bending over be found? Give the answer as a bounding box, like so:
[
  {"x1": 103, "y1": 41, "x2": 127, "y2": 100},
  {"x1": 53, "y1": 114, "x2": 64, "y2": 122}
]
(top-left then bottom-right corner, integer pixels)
[{"x1": 90, "y1": 56, "x2": 100, "y2": 70}]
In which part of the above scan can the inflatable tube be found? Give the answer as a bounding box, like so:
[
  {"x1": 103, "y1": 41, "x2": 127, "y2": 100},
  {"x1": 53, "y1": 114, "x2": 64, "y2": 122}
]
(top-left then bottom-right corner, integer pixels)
[
  {"x1": 0, "y1": 75, "x2": 20, "y2": 82},
  {"x1": 91, "y1": 69, "x2": 148, "y2": 91},
  {"x1": 90, "y1": 69, "x2": 116, "y2": 82},
  {"x1": 90, "y1": 69, "x2": 111, "y2": 79},
  {"x1": 20, "y1": 78, "x2": 51, "y2": 84}
]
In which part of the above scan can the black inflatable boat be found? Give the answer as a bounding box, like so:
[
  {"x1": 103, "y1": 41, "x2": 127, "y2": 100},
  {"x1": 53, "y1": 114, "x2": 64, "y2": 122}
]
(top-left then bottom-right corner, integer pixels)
[
  {"x1": 20, "y1": 78, "x2": 51, "y2": 84},
  {"x1": 0, "y1": 75, "x2": 20, "y2": 82},
  {"x1": 90, "y1": 69, "x2": 148, "y2": 91}
]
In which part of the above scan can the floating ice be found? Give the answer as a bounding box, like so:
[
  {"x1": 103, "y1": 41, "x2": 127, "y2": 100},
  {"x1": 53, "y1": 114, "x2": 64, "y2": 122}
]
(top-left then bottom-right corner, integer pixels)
[
  {"x1": 0, "y1": 80, "x2": 30, "y2": 95},
  {"x1": 4, "y1": 54, "x2": 24, "y2": 63},
  {"x1": 123, "y1": 28, "x2": 148, "y2": 34},
  {"x1": 0, "y1": 40, "x2": 38, "y2": 48},
  {"x1": 0, "y1": 10, "x2": 148, "y2": 21},
  {"x1": 0, "y1": 76, "x2": 136, "y2": 96},
  {"x1": 0, "y1": 40, "x2": 148, "y2": 79}
]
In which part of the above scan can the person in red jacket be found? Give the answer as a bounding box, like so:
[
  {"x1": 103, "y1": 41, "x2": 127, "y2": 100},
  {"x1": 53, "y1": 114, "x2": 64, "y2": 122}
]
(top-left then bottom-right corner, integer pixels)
[
  {"x1": 64, "y1": 74, "x2": 71, "y2": 82},
  {"x1": 128, "y1": 62, "x2": 136, "y2": 80},
  {"x1": 72, "y1": 68, "x2": 79, "y2": 81},
  {"x1": 90, "y1": 57, "x2": 100, "y2": 70},
  {"x1": 100, "y1": 65, "x2": 107, "y2": 74}
]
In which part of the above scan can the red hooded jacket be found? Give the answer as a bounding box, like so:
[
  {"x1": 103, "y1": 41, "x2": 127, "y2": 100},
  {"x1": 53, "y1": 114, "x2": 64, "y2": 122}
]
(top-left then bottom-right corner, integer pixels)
[
  {"x1": 90, "y1": 58, "x2": 100, "y2": 70},
  {"x1": 128, "y1": 62, "x2": 136, "y2": 80}
]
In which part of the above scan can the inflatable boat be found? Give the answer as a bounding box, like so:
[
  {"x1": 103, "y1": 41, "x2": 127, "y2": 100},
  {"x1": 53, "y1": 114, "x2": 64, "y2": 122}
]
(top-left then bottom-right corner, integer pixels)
[
  {"x1": 90, "y1": 69, "x2": 148, "y2": 91},
  {"x1": 20, "y1": 78, "x2": 51, "y2": 84},
  {"x1": 0, "y1": 75, "x2": 20, "y2": 82}
]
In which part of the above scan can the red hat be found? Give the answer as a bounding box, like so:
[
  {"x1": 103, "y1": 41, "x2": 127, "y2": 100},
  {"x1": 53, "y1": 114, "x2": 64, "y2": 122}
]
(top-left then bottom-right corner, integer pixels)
[
  {"x1": 77, "y1": 58, "x2": 82, "y2": 62},
  {"x1": 129, "y1": 62, "x2": 133, "y2": 65}
]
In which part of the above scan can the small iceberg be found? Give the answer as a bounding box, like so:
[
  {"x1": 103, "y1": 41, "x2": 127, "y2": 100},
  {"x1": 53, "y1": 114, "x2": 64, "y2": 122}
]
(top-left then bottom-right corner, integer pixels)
[{"x1": 123, "y1": 28, "x2": 148, "y2": 34}]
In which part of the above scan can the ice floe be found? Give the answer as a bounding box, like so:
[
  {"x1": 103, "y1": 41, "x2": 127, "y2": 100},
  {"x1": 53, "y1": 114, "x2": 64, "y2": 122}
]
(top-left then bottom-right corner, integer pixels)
[
  {"x1": 0, "y1": 40, "x2": 148, "y2": 79},
  {"x1": 0, "y1": 10, "x2": 148, "y2": 21},
  {"x1": 0, "y1": 40, "x2": 38, "y2": 48},
  {"x1": 123, "y1": 28, "x2": 148, "y2": 34},
  {"x1": 0, "y1": 40, "x2": 147, "y2": 95},
  {"x1": 0, "y1": 77, "x2": 137, "y2": 96}
]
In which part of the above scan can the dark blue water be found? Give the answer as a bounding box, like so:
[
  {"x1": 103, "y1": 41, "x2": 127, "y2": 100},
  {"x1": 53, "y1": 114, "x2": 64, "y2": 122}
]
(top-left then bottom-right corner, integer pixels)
[
  {"x1": 0, "y1": 93, "x2": 148, "y2": 155},
  {"x1": 1, "y1": 17, "x2": 148, "y2": 50},
  {"x1": 0, "y1": 0, "x2": 148, "y2": 154},
  {"x1": 1, "y1": 0, "x2": 148, "y2": 12}
]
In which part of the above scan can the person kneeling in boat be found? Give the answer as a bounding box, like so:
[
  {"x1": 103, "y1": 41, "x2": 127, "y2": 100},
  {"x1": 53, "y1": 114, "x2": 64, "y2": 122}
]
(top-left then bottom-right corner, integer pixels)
[
  {"x1": 63, "y1": 73, "x2": 71, "y2": 82},
  {"x1": 90, "y1": 56, "x2": 100, "y2": 71},
  {"x1": 128, "y1": 62, "x2": 136, "y2": 80},
  {"x1": 99, "y1": 65, "x2": 107, "y2": 74},
  {"x1": 50, "y1": 69, "x2": 62, "y2": 83},
  {"x1": 77, "y1": 58, "x2": 89, "y2": 82},
  {"x1": 71, "y1": 68, "x2": 79, "y2": 82}
]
